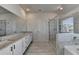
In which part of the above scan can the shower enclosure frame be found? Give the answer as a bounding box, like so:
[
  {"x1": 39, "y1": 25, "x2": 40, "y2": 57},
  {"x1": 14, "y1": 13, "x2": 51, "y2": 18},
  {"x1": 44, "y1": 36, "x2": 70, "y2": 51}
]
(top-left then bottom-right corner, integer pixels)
[{"x1": 48, "y1": 17, "x2": 59, "y2": 49}]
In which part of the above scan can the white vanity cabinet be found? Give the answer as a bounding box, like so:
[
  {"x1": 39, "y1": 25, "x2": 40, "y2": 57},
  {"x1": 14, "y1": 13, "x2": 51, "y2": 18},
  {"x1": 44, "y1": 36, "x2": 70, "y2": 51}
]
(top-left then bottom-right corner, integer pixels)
[
  {"x1": 12, "y1": 39, "x2": 23, "y2": 55},
  {"x1": 0, "y1": 39, "x2": 23, "y2": 55},
  {"x1": 0, "y1": 33, "x2": 32, "y2": 55},
  {"x1": 26, "y1": 36, "x2": 30, "y2": 47},
  {"x1": 64, "y1": 48, "x2": 73, "y2": 55},
  {"x1": 22, "y1": 37, "x2": 28, "y2": 53},
  {"x1": 28, "y1": 34, "x2": 32, "y2": 45},
  {"x1": 22, "y1": 34, "x2": 32, "y2": 53},
  {"x1": 56, "y1": 42, "x2": 64, "y2": 55},
  {"x1": 0, "y1": 44, "x2": 13, "y2": 55}
]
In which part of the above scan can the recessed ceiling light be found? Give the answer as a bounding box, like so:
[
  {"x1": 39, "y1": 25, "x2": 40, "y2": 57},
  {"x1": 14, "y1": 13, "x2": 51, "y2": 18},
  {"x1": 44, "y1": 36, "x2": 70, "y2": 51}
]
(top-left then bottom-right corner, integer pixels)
[{"x1": 26, "y1": 8, "x2": 30, "y2": 11}]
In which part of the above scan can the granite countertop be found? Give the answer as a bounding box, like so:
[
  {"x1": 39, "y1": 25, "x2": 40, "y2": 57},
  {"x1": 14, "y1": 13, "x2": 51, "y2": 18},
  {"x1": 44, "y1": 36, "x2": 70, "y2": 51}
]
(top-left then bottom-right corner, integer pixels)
[
  {"x1": 0, "y1": 41, "x2": 13, "y2": 50},
  {"x1": 58, "y1": 40, "x2": 79, "y2": 47},
  {"x1": 64, "y1": 45, "x2": 79, "y2": 55},
  {"x1": 0, "y1": 32, "x2": 32, "y2": 50}
]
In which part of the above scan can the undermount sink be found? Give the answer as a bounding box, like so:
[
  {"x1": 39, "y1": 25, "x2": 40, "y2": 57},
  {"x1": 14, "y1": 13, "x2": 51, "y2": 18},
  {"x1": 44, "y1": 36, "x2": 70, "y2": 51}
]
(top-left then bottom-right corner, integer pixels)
[
  {"x1": 7, "y1": 36, "x2": 22, "y2": 41},
  {"x1": 7, "y1": 38, "x2": 18, "y2": 41},
  {"x1": 0, "y1": 40, "x2": 13, "y2": 49}
]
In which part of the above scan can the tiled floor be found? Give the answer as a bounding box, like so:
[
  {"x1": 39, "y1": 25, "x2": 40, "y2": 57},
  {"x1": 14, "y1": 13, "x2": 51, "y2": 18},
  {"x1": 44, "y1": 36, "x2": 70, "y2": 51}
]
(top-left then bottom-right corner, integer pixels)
[{"x1": 24, "y1": 41, "x2": 56, "y2": 55}]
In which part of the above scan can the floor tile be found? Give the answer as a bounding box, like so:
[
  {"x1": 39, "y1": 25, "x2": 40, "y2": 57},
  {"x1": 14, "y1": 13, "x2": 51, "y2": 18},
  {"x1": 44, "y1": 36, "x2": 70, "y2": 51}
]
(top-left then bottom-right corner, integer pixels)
[{"x1": 24, "y1": 41, "x2": 56, "y2": 55}]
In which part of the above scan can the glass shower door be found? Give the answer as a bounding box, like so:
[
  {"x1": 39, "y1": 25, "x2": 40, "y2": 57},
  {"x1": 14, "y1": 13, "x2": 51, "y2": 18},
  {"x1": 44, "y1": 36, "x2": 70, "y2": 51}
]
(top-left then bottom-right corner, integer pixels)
[{"x1": 48, "y1": 18, "x2": 58, "y2": 48}]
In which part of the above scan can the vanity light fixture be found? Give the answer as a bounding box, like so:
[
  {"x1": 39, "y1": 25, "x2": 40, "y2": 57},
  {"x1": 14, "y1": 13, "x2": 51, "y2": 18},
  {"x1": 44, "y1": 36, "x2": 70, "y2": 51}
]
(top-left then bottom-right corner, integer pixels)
[
  {"x1": 59, "y1": 7, "x2": 63, "y2": 10},
  {"x1": 57, "y1": 5, "x2": 63, "y2": 11}
]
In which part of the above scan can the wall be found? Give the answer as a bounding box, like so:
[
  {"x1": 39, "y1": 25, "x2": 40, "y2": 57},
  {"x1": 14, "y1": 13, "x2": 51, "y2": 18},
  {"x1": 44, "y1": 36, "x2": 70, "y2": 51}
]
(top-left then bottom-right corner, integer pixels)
[
  {"x1": 26, "y1": 12, "x2": 57, "y2": 41},
  {"x1": 16, "y1": 15, "x2": 27, "y2": 33}
]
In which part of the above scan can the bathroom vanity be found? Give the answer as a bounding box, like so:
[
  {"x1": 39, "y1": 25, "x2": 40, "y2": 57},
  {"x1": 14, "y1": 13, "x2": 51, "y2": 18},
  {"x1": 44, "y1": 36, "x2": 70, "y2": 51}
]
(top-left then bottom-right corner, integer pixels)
[
  {"x1": 56, "y1": 33, "x2": 79, "y2": 55},
  {"x1": 0, "y1": 32, "x2": 32, "y2": 55},
  {"x1": 64, "y1": 45, "x2": 79, "y2": 55}
]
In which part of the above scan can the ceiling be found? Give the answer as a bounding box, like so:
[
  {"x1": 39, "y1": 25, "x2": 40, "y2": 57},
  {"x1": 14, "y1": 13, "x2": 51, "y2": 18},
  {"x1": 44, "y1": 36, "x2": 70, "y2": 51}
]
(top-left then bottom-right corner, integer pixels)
[{"x1": 21, "y1": 4, "x2": 79, "y2": 15}]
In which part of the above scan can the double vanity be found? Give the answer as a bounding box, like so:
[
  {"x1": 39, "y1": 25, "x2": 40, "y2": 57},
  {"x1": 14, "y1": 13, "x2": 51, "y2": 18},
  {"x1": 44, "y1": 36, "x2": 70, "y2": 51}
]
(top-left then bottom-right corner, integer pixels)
[
  {"x1": 0, "y1": 32, "x2": 32, "y2": 55},
  {"x1": 56, "y1": 33, "x2": 79, "y2": 55},
  {"x1": 57, "y1": 40, "x2": 79, "y2": 55}
]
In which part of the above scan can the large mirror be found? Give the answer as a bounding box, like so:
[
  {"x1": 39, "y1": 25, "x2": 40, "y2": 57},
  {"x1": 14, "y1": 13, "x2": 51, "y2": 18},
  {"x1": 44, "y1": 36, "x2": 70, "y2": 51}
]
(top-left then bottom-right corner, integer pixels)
[{"x1": 60, "y1": 17, "x2": 74, "y2": 33}]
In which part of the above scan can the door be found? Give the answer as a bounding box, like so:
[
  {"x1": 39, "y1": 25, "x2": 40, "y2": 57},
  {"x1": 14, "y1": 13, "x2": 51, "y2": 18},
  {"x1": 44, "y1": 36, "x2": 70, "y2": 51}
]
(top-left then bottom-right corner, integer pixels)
[
  {"x1": 22, "y1": 37, "x2": 28, "y2": 53},
  {"x1": 0, "y1": 20, "x2": 6, "y2": 36},
  {"x1": 48, "y1": 18, "x2": 57, "y2": 48}
]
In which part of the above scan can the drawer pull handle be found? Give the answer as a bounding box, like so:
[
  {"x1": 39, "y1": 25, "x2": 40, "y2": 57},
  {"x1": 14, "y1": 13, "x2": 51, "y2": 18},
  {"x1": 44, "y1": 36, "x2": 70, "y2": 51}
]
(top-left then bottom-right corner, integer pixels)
[
  {"x1": 11, "y1": 47, "x2": 13, "y2": 51},
  {"x1": 14, "y1": 45, "x2": 15, "y2": 49}
]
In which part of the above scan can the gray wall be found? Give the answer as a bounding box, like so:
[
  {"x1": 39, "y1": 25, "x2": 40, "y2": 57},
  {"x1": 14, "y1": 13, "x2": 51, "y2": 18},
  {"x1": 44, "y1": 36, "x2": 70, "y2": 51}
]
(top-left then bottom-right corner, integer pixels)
[{"x1": 26, "y1": 12, "x2": 57, "y2": 41}]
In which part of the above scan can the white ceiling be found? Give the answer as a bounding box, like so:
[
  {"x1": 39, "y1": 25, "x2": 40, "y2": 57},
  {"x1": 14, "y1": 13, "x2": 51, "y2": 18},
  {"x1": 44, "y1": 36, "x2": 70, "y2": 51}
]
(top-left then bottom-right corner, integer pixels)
[{"x1": 21, "y1": 4, "x2": 79, "y2": 14}]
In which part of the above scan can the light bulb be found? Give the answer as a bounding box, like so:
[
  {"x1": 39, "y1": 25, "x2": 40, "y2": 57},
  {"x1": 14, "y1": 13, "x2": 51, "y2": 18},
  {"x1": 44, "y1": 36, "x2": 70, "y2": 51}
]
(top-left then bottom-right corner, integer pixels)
[
  {"x1": 57, "y1": 6, "x2": 63, "y2": 11},
  {"x1": 26, "y1": 8, "x2": 30, "y2": 11}
]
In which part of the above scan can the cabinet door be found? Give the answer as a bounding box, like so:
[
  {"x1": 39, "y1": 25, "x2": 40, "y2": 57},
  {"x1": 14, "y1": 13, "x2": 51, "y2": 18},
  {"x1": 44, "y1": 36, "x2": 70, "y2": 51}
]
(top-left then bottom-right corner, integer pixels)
[
  {"x1": 22, "y1": 37, "x2": 28, "y2": 53},
  {"x1": 28, "y1": 34, "x2": 32, "y2": 44},
  {"x1": 25, "y1": 35, "x2": 32, "y2": 46},
  {"x1": 13, "y1": 39, "x2": 23, "y2": 55},
  {"x1": 22, "y1": 35, "x2": 32, "y2": 53},
  {"x1": 64, "y1": 48, "x2": 73, "y2": 55},
  {"x1": 0, "y1": 45, "x2": 13, "y2": 55}
]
